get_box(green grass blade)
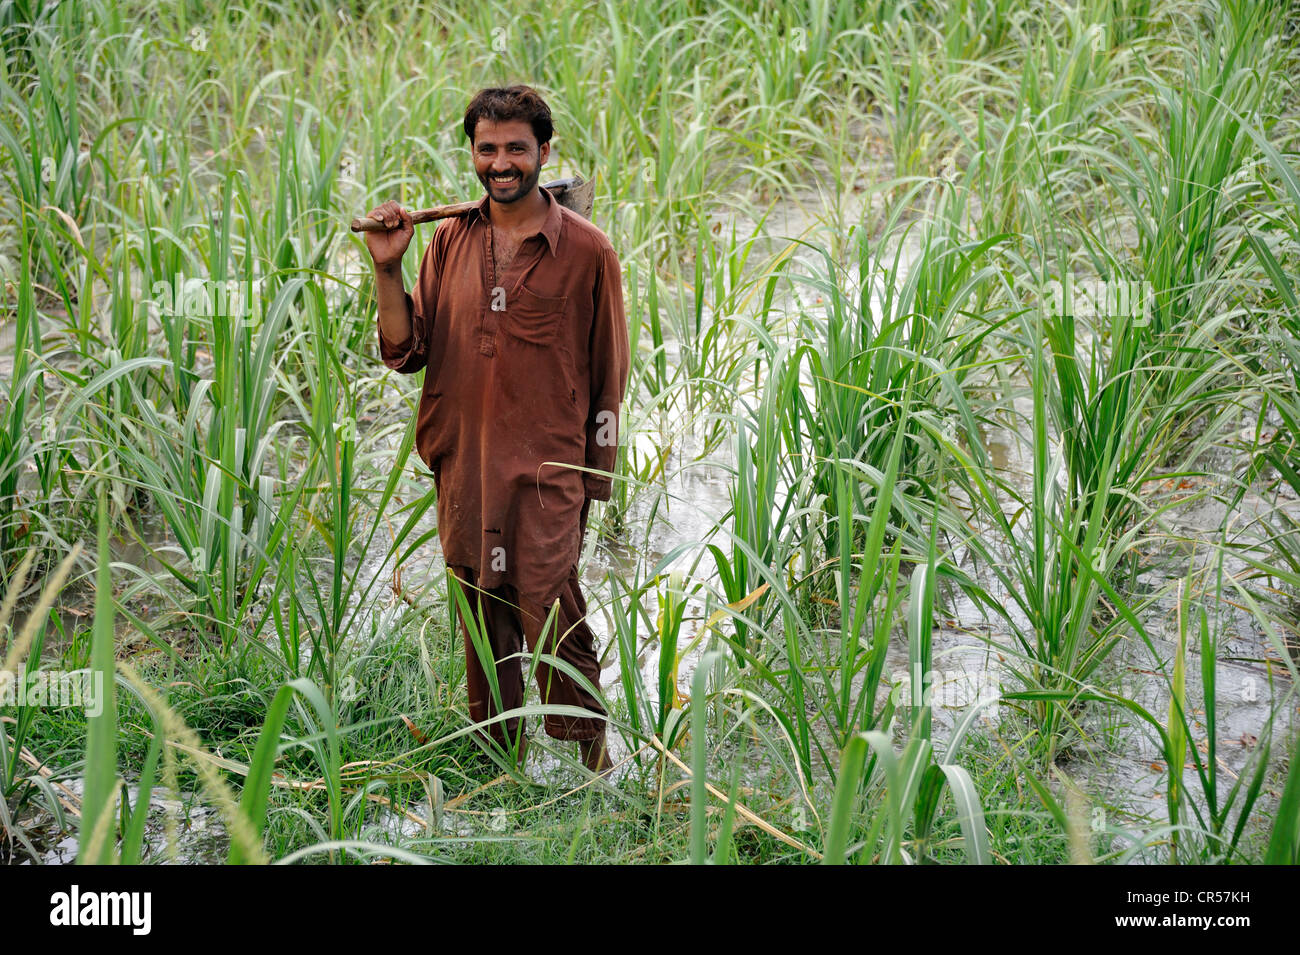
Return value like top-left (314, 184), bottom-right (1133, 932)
top-left (78, 484), bottom-right (118, 865)
top-left (939, 763), bottom-right (991, 865)
top-left (823, 732), bottom-right (870, 865)
top-left (228, 682), bottom-right (297, 864)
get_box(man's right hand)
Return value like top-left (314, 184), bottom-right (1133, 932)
top-left (363, 201), bottom-right (414, 268)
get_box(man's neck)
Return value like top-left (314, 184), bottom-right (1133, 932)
top-left (489, 187), bottom-right (547, 232)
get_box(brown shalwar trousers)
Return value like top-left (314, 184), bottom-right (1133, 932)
top-left (449, 504), bottom-right (607, 745)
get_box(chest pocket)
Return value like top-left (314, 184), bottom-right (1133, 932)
top-left (504, 285), bottom-right (567, 346)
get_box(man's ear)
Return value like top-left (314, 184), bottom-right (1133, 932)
top-left (539, 140), bottom-right (550, 167)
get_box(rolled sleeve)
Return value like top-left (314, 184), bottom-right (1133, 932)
top-left (583, 243), bottom-right (630, 501)
top-left (377, 237), bottom-right (439, 375)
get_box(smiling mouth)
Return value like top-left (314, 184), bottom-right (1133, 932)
top-left (489, 173), bottom-right (520, 184)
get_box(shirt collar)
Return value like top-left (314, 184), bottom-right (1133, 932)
top-left (467, 183), bottom-right (563, 257)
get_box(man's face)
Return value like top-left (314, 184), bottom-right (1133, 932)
top-left (472, 118), bottom-right (549, 205)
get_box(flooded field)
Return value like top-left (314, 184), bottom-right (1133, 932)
top-left (2, 0), bottom-right (1299, 868)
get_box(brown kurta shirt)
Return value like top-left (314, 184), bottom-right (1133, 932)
top-left (377, 186), bottom-right (630, 607)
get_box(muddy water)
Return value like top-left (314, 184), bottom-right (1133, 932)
top-left (34, 778), bottom-right (228, 865)
top-left (1068, 477), bottom-right (1300, 855)
top-left (0, 312), bottom-right (15, 380)
top-left (933, 421), bottom-right (1298, 856)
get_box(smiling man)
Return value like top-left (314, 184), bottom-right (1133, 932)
top-left (364, 86), bottom-right (629, 773)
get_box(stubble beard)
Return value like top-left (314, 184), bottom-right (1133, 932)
top-left (480, 163), bottom-right (541, 205)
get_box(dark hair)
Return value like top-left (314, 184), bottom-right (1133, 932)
top-left (463, 86), bottom-right (553, 146)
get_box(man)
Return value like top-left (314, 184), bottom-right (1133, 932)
top-left (364, 86), bottom-right (629, 773)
